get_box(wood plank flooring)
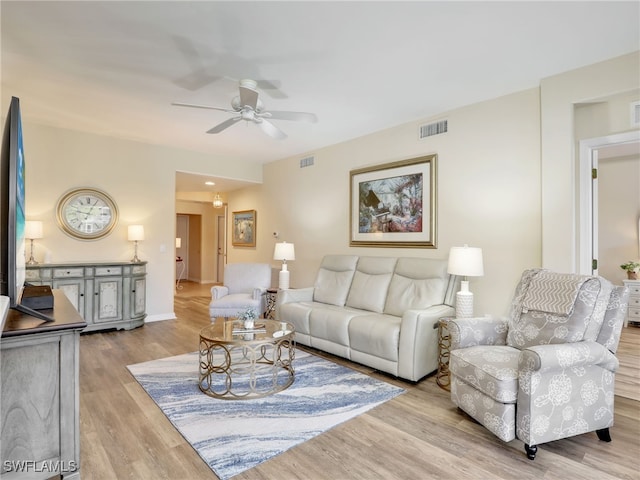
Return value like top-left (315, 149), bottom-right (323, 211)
top-left (79, 282), bottom-right (640, 479)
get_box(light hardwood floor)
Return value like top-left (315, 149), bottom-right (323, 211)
top-left (79, 282), bottom-right (640, 479)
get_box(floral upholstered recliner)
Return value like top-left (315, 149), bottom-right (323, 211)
top-left (448, 269), bottom-right (629, 460)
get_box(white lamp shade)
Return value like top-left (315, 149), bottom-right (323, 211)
top-left (25, 221), bottom-right (43, 239)
top-left (447, 245), bottom-right (484, 277)
top-left (273, 242), bottom-right (295, 261)
top-left (128, 225), bottom-right (145, 242)
top-left (175, 237), bottom-right (182, 248)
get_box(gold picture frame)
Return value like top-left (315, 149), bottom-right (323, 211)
top-left (232, 210), bottom-right (257, 247)
top-left (350, 154), bottom-right (437, 248)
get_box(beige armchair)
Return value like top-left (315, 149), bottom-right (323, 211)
top-left (209, 263), bottom-right (272, 319)
top-left (448, 268), bottom-right (629, 460)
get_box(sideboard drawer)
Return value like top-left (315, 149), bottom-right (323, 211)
top-left (95, 266), bottom-right (123, 276)
top-left (25, 269), bottom-right (40, 282)
top-left (627, 308), bottom-right (640, 319)
top-left (132, 265), bottom-right (146, 275)
top-left (630, 296), bottom-right (640, 308)
top-left (628, 285), bottom-right (640, 296)
top-left (53, 268), bottom-right (84, 278)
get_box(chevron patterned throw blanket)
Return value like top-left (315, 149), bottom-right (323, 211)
top-left (522, 270), bottom-right (591, 316)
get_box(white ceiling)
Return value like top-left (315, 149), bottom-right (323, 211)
top-left (2, 1), bottom-right (639, 193)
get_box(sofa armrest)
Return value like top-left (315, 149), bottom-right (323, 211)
top-left (275, 287), bottom-right (314, 322)
top-left (277, 287), bottom-right (314, 305)
top-left (211, 285), bottom-right (229, 300)
top-left (397, 304), bottom-right (456, 381)
top-left (448, 316), bottom-right (508, 350)
top-left (519, 341), bottom-right (619, 374)
top-left (252, 287), bottom-right (267, 300)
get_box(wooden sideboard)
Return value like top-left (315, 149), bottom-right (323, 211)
top-left (26, 261), bottom-right (146, 332)
top-left (1, 290), bottom-right (86, 479)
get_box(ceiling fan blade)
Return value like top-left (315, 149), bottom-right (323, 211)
top-left (255, 80), bottom-right (288, 99)
top-left (172, 102), bottom-right (234, 113)
top-left (266, 111), bottom-right (318, 123)
top-left (207, 117), bottom-right (242, 134)
top-left (239, 86), bottom-right (259, 110)
top-left (258, 119), bottom-right (287, 140)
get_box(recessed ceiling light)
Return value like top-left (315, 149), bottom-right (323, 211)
top-left (205, 181), bottom-right (215, 186)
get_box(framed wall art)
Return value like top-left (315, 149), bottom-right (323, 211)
top-left (232, 210), bottom-right (257, 247)
top-left (350, 154), bottom-right (437, 248)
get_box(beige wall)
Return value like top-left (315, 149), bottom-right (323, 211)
top-left (21, 124), bottom-right (262, 320)
top-left (598, 154), bottom-right (640, 284)
top-left (541, 51), bottom-right (640, 272)
top-left (227, 88), bottom-right (542, 317)
top-left (17, 51), bottom-right (640, 321)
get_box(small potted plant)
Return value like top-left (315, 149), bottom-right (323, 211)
top-left (620, 261), bottom-right (640, 280)
top-left (238, 307), bottom-right (258, 329)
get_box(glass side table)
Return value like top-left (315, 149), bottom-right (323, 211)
top-left (436, 316), bottom-right (455, 391)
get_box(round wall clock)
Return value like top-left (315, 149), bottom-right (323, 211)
top-left (56, 188), bottom-right (119, 240)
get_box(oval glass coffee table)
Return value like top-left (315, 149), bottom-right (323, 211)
top-left (198, 319), bottom-right (296, 400)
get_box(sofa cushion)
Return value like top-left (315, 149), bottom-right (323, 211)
top-left (346, 256), bottom-right (397, 313)
top-left (279, 301), bottom-right (314, 335)
top-left (384, 257), bottom-right (447, 317)
top-left (309, 306), bottom-right (366, 347)
top-left (313, 255), bottom-right (359, 306)
top-left (209, 293), bottom-right (260, 318)
top-left (349, 313), bottom-right (401, 362)
top-left (449, 345), bottom-right (520, 403)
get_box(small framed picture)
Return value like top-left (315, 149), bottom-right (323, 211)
top-left (232, 210), bottom-right (257, 247)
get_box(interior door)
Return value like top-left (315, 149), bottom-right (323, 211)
top-left (217, 211), bottom-right (226, 283)
top-left (176, 214), bottom-right (189, 281)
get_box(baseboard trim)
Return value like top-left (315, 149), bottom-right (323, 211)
top-left (146, 313), bottom-right (177, 323)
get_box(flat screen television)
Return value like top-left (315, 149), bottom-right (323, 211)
top-left (1, 96), bottom-right (52, 322)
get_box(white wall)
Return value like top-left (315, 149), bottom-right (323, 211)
top-left (22, 123), bottom-right (262, 320)
top-left (227, 87), bottom-right (542, 317)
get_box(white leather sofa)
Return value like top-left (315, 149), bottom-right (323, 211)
top-left (275, 255), bottom-right (458, 381)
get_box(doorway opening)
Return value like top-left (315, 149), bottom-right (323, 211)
top-left (578, 130), bottom-right (640, 279)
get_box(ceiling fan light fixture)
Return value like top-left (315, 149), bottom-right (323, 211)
top-left (172, 78), bottom-right (315, 140)
top-left (212, 193), bottom-right (223, 209)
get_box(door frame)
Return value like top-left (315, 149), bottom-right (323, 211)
top-left (216, 204), bottom-right (228, 283)
top-left (578, 130), bottom-right (640, 274)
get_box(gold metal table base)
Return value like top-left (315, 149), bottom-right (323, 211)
top-left (436, 317), bottom-right (453, 391)
top-left (198, 320), bottom-right (295, 400)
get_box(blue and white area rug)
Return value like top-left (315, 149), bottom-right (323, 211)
top-left (127, 350), bottom-right (405, 480)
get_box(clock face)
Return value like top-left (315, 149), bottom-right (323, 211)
top-left (56, 188), bottom-right (118, 240)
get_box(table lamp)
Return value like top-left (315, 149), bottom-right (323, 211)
top-left (128, 225), bottom-right (145, 263)
top-left (274, 241), bottom-right (295, 289)
top-left (447, 244), bottom-right (484, 318)
top-left (25, 220), bottom-right (43, 265)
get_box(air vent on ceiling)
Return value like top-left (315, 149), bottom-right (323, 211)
top-left (419, 119), bottom-right (448, 139)
top-left (300, 156), bottom-right (315, 168)
top-left (631, 101), bottom-right (640, 127)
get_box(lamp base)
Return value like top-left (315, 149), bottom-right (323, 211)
top-left (278, 270), bottom-right (290, 290)
top-left (456, 280), bottom-right (474, 318)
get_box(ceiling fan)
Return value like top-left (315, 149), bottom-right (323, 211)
top-left (172, 79), bottom-right (317, 140)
